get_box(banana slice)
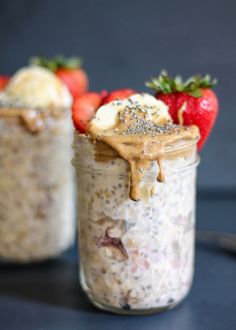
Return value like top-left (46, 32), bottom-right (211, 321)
top-left (90, 93), bottom-right (172, 132)
top-left (129, 94), bottom-right (171, 125)
top-left (5, 66), bottom-right (72, 109)
top-left (129, 93), bottom-right (157, 106)
top-left (90, 100), bottom-right (128, 130)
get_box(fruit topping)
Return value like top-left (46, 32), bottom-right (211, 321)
top-left (146, 71), bottom-right (219, 150)
top-left (3, 67), bottom-right (71, 109)
top-left (72, 92), bottom-right (103, 133)
top-left (0, 75), bottom-right (10, 90)
top-left (90, 93), bottom-right (172, 132)
top-left (102, 88), bottom-right (135, 105)
top-left (30, 55), bottom-right (88, 99)
top-left (96, 228), bottom-right (128, 262)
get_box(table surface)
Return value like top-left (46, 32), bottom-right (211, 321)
top-left (0, 198), bottom-right (236, 330)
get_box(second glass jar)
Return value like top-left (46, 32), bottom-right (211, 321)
top-left (0, 111), bottom-right (75, 262)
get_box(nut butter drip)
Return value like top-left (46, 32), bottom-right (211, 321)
top-left (0, 107), bottom-right (67, 133)
top-left (177, 102), bottom-right (186, 126)
top-left (157, 157), bottom-right (165, 182)
top-left (88, 104), bottom-right (199, 201)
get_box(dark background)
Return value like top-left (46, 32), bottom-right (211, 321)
top-left (0, 2), bottom-right (236, 328)
top-left (0, 0), bottom-right (235, 192)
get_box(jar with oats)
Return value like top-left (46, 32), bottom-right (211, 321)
top-left (0, 66), bottom-right (75, 262)
top-left (73, 127), bottom-right (199, 315)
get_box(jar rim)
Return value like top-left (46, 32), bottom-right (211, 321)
top-left (72, 155), bottom-right (200, 177)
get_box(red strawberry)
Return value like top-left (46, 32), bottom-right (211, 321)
top-left (102, 89), bottom-right (136, 105)
top-left (146, 72), bottom-right (219, 150)
top-left (72, 92), bottom-right (102, 133)
top-left (0, 75), bottom-right (10, 90)
top-left (156, 92), bottom-right (177, 118)
top-left (30, 55), bottom-right (88, 98)
top-left (56, 68), bottom-right (88, 99)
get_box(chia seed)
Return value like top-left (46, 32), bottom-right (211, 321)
top-left (121, 303), bottom-right (131, 310)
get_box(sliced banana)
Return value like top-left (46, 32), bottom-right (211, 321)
top-left (90, 93), bottom-right (172, 132)
top-left (129, 93), bottom-right (157, 106)
top-left (5, 66), bottom-right (72, 109)
top-left (129, 94), bottom-right (171, 125)
top-left (90, 100), bottom-right (128, 130)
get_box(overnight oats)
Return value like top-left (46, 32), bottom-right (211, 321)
top-left (73, 74), bottom-right (218, 314)
top-left (0, 65), bottom-right (76, 262)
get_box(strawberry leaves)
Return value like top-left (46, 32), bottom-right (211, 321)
top-left (29, 55), bottom-right (82, 72)
top-left (146, 71), bottom-right (217, 97)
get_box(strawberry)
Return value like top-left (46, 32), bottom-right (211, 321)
top-left (146, 71), bottom-right (219, 150)
top-left (30, 55), bottom-right (88, 99)
top-left (72, 92), bottom-right (102, 133)
top-left (72, 89), bottom-right (135, 133)
top-left (102, 88), bottom-right (136, 105)
top-left (56, 68), bottom-right (88, 99)
top-left (0, 75), bottom-right (10, 90)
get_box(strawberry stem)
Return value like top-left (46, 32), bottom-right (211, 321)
top-left (146, 70), bottom-right (217, 97)
top-left (29, 55), bottom-right (82, 72)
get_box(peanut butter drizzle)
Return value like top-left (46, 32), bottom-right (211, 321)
top-left (157, 157), bottom-right (165, 182)
top-left (89, 125), bottom-right (199, 201)
top-left (0, 106), bottom-right (66, 133)
top-left (177, 102), bottom-right (186, 126)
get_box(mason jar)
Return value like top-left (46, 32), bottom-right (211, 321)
top-left (0, 108), bottom-right (75, 262)
top-left (73, 133), bottom-right (199, 315)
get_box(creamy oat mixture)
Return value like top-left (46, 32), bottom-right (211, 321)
top-left (74, 136), bottom-right (197, 311)
top-left (0, 66), bottom-right (75, 262)
top-left (74, 94), bottom-right (199, 312)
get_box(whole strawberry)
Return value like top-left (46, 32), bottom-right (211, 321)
top-left (30, 55), bottom-right (88, 99)
top-left (146, 71), bottom-right (219, 150)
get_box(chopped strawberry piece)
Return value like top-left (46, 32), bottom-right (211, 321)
top-left (100, 89), bottom-right (109, 99)
top-left (96, 228), bottom-right (128, 260)
top-left (72, 92), bottom-right (102, 133)
top-left (56, 68), bottom-right (88, 99)
top-left (0, 75), bottom-right (10, 90)
top-left (102, 89), bottom-right (136, 105)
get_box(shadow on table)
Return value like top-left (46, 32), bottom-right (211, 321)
top-left (0, 252), bottom-right (98, 314)
top-left (0, 243), bottom-right (235, 321)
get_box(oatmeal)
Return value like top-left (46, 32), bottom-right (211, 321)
top-left (74, 135), bottom-right (198, 311)
top-left (73, 93), bottom-right (199, 313)
top-left (0, 66), bottom-right (75, 262)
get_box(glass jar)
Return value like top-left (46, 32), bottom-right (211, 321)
top-left (0, 111), bottom-right (75, 262)
top-left (73, 133), bottom-right (199, 315)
